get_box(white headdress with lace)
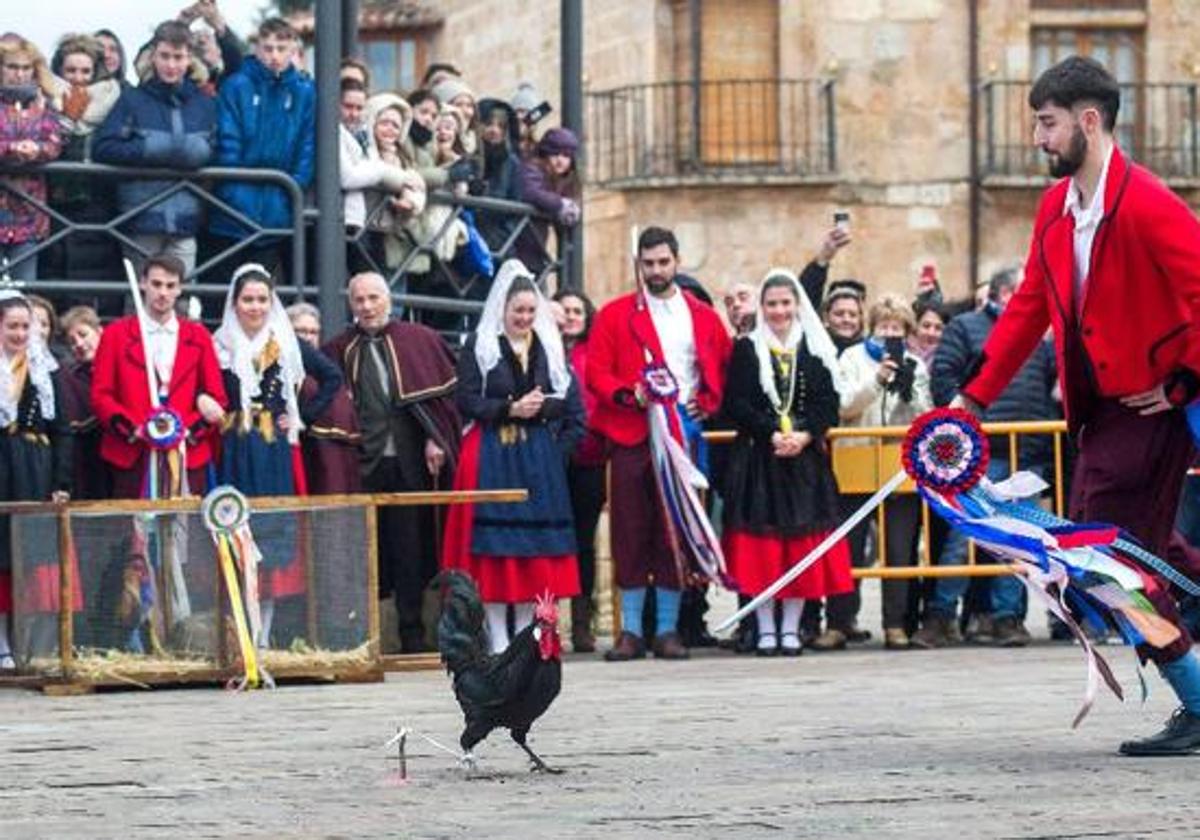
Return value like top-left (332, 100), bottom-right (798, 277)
top-left (212, 264), bottom-right (305, 444)
top-left (750, 268), bottom-right (842, 409)
top-left (0, 290), bottom-right (58, 427)
top-left (473, 259), bottom-right (571, 398)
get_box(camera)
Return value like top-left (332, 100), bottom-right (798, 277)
top-left (522, 101), bottom-right (552, 126)
top-left (833, 209), bottom-right (850, 233)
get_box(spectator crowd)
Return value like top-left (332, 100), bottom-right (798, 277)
top-left (9, 7), bottom-right (1178, 672)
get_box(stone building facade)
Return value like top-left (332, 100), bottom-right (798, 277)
top-left (332, 0), bottom-right (1200, 308)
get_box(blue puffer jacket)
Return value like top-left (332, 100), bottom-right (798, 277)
top-left (931, 303), bottom-right (1059, 469)
top-left (210, 57), bottom-right (315, 238)
top-left (92, 77), bottom-right (215, 236)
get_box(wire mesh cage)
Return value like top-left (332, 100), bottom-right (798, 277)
top-left (4, 498), bottom-right (379, 689)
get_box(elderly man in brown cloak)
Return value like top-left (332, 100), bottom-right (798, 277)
top-left (324, 272), bottom-right (461, 653)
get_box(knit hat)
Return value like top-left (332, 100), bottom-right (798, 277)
top-left (536, 127), bottom-right (578, 157)
top-left (510, 81), bottom-right (543, 113)
top-left (432, 77), bottom-right (475, 108)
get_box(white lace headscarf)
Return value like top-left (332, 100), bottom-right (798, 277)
top-left (212, 264), bottom-right (305, 444)
top-left (473, 259), bottom-right (571, 397)
top-left (750, 268), bottom-right (842, 408)
top-left (0, 290), bottom-right (58, 427)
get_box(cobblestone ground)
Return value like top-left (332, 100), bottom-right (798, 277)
top-left (2, 640), bottom-right (1198, 839)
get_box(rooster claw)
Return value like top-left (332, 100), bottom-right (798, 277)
top-left (529, 758), bottom-right (564, 775)
top-left (459, 752), bottom-right (479, 773)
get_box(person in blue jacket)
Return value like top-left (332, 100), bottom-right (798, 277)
top-left (92, 20), bottom-right (215, 275)
top-left (208, 17), bottom-right (314, 276)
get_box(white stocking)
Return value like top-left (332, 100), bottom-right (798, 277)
top-left (257, 599), bottom-right (276, 649)
top-left (513, 602), bottom-right (535, 634)
top-left (755, 602), bottom-right (777, 647)
top-left (781, 599), bottom-right (804, 650)
top-left (484, 603), bottom-right (509, 654)
top-left (0, 613), bottom-right (11, 655)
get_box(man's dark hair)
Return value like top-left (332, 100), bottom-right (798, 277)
top-left (152, 20), bottom-right (193, 51)
top-left (340, 56), bottom-right (369, 86)
top-left (258, 17), bottom-right (298, 41)
top-left (340, 77), bottom-right (366, 96)
top-left (1028, 55), bottom-right (1120, 132)
top-left (637, 226), bottom-right (678, 258)
top-left (407, 88), bottom-right (438, 109)
top-left (988, 266), bottom-right (1020, 302)
top-left (142, 253), bottom-right (187, 281)
top-left (913, 298), bottom-right (949, 325)
top-left (421, 62), bottom-right (461, 86)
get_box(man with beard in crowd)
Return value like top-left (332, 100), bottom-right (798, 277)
top-left (954, 56), bottom-right (1200, 756)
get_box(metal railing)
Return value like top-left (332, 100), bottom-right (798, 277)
top-left (585, 78), bottom-right (838, 186)
top-left (980, 79), bottom-right (1200, 181)
top-left (0, 161), bottom-right (307, 300)
top-left (0, 161), bottom-right (573, 328)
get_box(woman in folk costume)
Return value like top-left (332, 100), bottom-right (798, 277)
top-left (0, 291), bottom-right (75, 670)
top-left (720, 270), bottom-right (853, 656)
top-left (442, 259), bottom-right (585, 653)
top-left (213, 263), bottom-right (341, 647)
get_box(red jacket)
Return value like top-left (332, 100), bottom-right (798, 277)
top-left (587, 289), bottom-right (732, 447)
top-left (963, 146), bottom-right (1200, 424)
top-left (91, 315), bottom-right (228, 469)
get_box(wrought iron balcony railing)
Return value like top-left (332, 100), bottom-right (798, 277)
top-left (585, 78), bottom-right (838, 187)
top-left (980, 79), bottom-right (1200, 183)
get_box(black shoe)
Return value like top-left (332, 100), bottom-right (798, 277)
top-left (1118, 708), bottom-right (1200, 756)
top-left (845, 625), bottom-right (872, 644)
top-left (734, 627), bottom-right (758, 655)
top-left (755, 633), bottom-right (778, 657)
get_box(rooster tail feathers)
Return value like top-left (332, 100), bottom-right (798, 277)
top-left (434, 570), bottom-right (488, 673)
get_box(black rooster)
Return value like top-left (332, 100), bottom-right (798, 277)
top-left (436, 571), bottom-right (564, 773)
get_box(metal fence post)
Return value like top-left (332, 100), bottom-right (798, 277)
top-left (983, 81), bottom-right (994, 175)
top-left (315, 0), bottom-right (345, 334)
top-left (1190, 83), bottom-right (1198, 178)
top-left (824, 79), bottom-right (837, 173)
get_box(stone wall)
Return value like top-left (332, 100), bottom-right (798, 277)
top-left (418, 0), bottom-right (1200, 306)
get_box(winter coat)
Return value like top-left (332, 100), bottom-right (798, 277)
top-left (837, 340), bottom-right (932, 445)
top-left (92, 77), bottom-right (215, 235)
top-left (210, 57), bottom-right (315, 238)
top-left (931, 303), bottom-right (1058, 468)
top-left (0, 90), bottom-right (62, 245)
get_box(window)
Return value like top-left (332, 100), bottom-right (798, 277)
top-left (362, 35), bottom-right (427, 93)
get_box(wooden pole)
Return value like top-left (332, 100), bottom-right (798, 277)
top-left (57, 508), bottom-right (75, 680)
top-left (365, 504), bottom-right (380, 658)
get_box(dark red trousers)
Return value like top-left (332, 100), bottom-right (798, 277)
top-left (1068, 399), bottom-right (1195, 664)
top-left (609, 442), bottom-right (683, 590)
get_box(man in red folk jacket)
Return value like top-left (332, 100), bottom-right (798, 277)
top-left (587, 226), bottom-right (732, 662)
top-left (956, 57), bottom-right (1200, 756)
top-left (91, 254), bottom-right (227, 498)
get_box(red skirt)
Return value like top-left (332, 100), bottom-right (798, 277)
top-left (723, 528), bottom-right (853, 600)
top-left (260, 446), bottom-right (308, 600)
top-left (442, 425), bottom-right (580, 603)
top-left (0, 556), bottom-right (85, 614)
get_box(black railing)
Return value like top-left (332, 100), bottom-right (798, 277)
top-left (981, 80), bottom-right (1200, 181)
top-left (0, 161), bottom-right (572, 329)
top-left (585, 78), bottom-right (838, 186)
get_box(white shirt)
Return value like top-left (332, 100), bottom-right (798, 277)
top-left (1064, 143), bottom-right (1114, 301)
top-left (144, 315), bottom-right (179, 397)
top-left (646, 286), bottom-right (698, 403)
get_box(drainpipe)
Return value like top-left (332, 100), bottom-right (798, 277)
top-left (561, 0), bottom-right (584, 291)
top-left (315, 0), bottom-right (345, 334)
top-left (967, 0), bottom-right (981, 294)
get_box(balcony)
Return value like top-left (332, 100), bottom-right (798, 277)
top-left (585, 78), bottom-right (838, 188)
top-left (980, 79), bottom-right (1200, 187)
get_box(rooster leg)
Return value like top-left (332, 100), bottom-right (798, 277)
top-left (513, 731), bottom-right (563, 775)
top-left (459, 752), bottom-right (479, 773)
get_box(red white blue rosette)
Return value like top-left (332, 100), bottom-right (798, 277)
top-left (201, 485), bottom-right (250, 534)
top-left (901, 407), bottom-right (990, 494)
top-left (143, 405), bottom-right (186, 451)
top-left (641, 363), bottom-right (680, 405)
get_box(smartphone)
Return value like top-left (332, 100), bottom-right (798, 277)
top-left (833, 209), bottom-right (850, 233)
top-left (884, 336), bottom-right (906, 362)
top-left (522, 101), bottom-right (553, 126)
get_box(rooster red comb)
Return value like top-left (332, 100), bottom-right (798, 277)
top-left (534, 590), bottom-right (558, 624)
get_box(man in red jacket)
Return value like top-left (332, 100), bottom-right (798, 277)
top-left (955, 57), bottom-right (1200, 755)
top-left (92, 254), bottom-right (227, 497)
top-left (587, 227), bottom-right (732, 661)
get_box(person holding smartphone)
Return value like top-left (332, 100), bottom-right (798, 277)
top-left (834, 293), bottom-right (931, 650)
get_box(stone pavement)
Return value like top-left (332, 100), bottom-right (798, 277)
top-left (2, 641), bottom-right (1198, 840)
